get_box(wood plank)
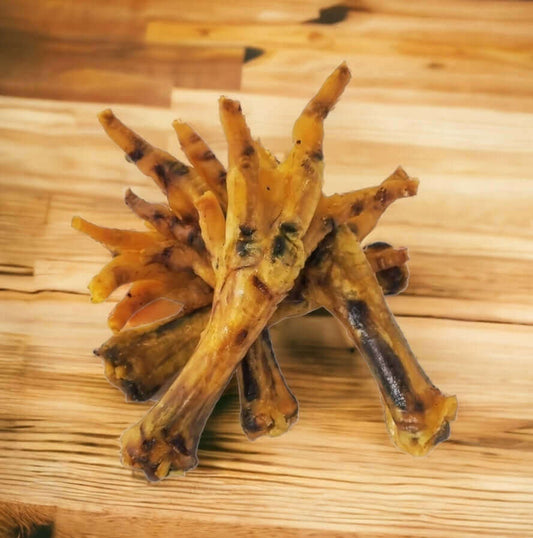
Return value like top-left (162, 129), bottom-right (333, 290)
top-left (0, 297), bottom-right (532, 537)
top-left (0, 27), bottom-right (243, 106)
top-left (1, 2), bottom-right (532, 534)
top-left (1, 92), bottom-right (532, 324)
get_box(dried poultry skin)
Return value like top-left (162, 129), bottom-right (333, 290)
top-left (95, 241), bottom-right (409, 404)
top-left (119, 64), bottom-right (352, 479)
top-left (74, 63), bottom-right (457, 479)
top-left (306, 226), bottom-right (457, 456)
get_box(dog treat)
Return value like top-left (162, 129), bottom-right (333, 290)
top-left (74, 63), bottom-right (456, 480)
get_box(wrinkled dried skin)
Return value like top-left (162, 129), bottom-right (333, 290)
top-left (120, 63), bottom-right (352, 480)
top-left (237, 329), bottom-right (298, 439)
top-left (108, 272), bottom-right (212, 333)
top-left (96, 241), bottom-right (408, 403)
top-left (173, 120), bottom-right (228, 210)
top-left (307, 226), bottom-right (457, 456)
top-left (304, 166), bottom-right (418, 254)
top-left (98, 109), bottom-right (208, 222)
top-left (96, 307), bottom-right (211, 402)
top-left (363, 242), bottom-right (410, 296)
top-left (71, 216), bottom-right (163, 255)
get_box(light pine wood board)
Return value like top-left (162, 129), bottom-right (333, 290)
top-left (1, 0), bottom-right (533, 536)
top-left (0, 296), bottom-right (532, 537)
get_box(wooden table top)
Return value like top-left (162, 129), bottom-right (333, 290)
top-left (1, 1), bottom-right (532, 536)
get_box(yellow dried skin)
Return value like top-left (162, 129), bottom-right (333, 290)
top-left (96, 241), bottom-right (408, 402)
top-left (237, 329), bottom-right (298, 439)
top-left (120, 64), bottom-right (352, 480)
top-left (71, 216), bottom-right (163, 255)
top-left (108, 272), bottom-right (212, 333)
top-left (173, 120), bottom-right (228, 210)
top-left (306, 226), bottom-right (457, 457)
top-left (98, 109), bottom-right (208, 221)
top-left (74, 62), bottom-right (456, 478)
top-left (88, 251), bottom-right (171, 303)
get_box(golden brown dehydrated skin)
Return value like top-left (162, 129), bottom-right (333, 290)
top-left (95, 241), bottom-right (408, 403)
top-left (71, 216), bottom-right (163, 255)
top-left (237, 329), bottom-right (298, 439)
top-left (75, 63), bottom-right (457, 477)
top-left (119, 64), bottom-right (352, 479)
top-left (95, 307), bottom-right (211, 402)
top-left (98, 109), bottom-right (208, 222)
top-left (173, 120), bottom-right (228, 211)
top-left (108, 272), bottom-right (212, 333)
top-left (88, 251), bottom-right (172, 304)
top-left (306, 226), bottom-right (457, 456)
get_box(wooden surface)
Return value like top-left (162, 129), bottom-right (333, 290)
top-left (1, 1), bottom-right (533, 536)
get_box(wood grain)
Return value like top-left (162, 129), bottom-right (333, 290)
top-left (1, 0), bottom-right (532, 536)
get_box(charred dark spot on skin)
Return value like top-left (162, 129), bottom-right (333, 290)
top-left (413, 399), bottom-right (425, 413)
top-left (126, 148), bottom-right (144, 163)
top-left (252, 275), bottom-right (272, 297)
top-left (153, 163), bottom-right (166, 184)
top-left (377, 266), bottom-right (408, 296)
top-left (301, 157), bottom-right (315, 176)
top-left (322, 216), bottom-right (335, 233)
top-left (241, 355), bottom-right (260, 401)
top-left (239, 225), bottom-right (255, 236)
top-left (142, 436), bottom-right (157, 450)
top-left (310, 148), bottom-right (323, 161)
top-left (188, 132), bottom-right (201, 144)
top-left (350, 200), bottom-right (364, 216)
top-left (272, 234), bottom-right (286, 258)
top-left (365, 241), bottom-right (392, 252)
top-left (170, 434), bottom-right (192, 456)
top-left (201, 150), bottom-right (216, 161)
top-left (346, 300), bottom-right (411, 410)
top-left (242, 145), bottom-right (255, 157)
top-left (152, 211), bottom-right (165, 221)
top-left (241, 407), bottom-right (263, 433)
top-left (374, 187), bottom-right (389, 206)
top-left (236, 239), bottom-right (252, 257)
top-left (280, 221), bottom-right (298, 234)
top-left (222, 99), bottom-right (241, 114)
top-left (160, 246), bottom-right (174, 261)
top-left (308, 100), bottom-right (330, 119)
top-left (169, 161), bottom-right (190, 177)
top-left (122, 379), bottom-right (148, 402)
top-left (235, 329), bottom-right (249, 345)
top-left (432, 421), bottom-right (451, 446)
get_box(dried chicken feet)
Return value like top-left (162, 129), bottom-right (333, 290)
top-left (119, 63), bottom-right (351, 479)
top-left (307, 226), bottom-right (457, 456)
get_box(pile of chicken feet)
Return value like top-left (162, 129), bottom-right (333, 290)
top-left (73, 63), bottom-right (457, 481)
